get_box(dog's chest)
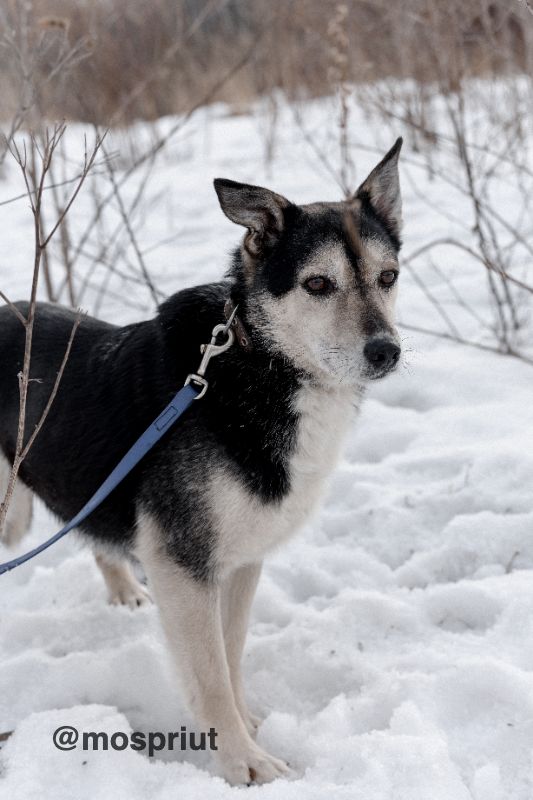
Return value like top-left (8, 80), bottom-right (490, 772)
top-left (209, 385), bottom-right (358, 571)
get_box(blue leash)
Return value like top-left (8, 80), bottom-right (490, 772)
top-left (0, 318), bottom-right (235, 576)
top-left (0, 384), bottom-right (198, 575)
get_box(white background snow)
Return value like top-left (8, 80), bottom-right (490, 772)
top-left (1, 95), bottom-right (533, 799)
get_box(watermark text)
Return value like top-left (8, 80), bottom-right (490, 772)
top-left (53, 725), bottom-right (218, 756)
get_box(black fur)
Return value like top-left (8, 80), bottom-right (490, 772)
top-left (228, 200), bottom-right (400, 301)
top-left (0, 153), bottom-right (401, 582)
top-left (0, 285), bottom-right (299, 581)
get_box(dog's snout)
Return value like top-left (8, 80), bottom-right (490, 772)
top-left (364, 338), bottom-right (401, 372)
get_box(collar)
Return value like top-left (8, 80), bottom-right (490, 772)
top-left (224, 299), bottom-right (253, 352)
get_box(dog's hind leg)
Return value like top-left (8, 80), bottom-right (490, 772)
top-left (0, 454), bottom-right (33, 548)
top-left (94, 550), bottom-right (151, 609)
top-left (136, 516), bottom-right (289, 785)
top-left (221, 562), bottom-right (262, 739)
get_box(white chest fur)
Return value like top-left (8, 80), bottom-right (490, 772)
top-left (208, 384), bottom-right (359, 573)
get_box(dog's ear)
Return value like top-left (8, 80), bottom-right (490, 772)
top-left (354, 137), bottom-right (403, 238)
top-left (214, 178), bottom-right (291, 256)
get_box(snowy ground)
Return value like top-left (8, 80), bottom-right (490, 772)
top-left (1, 95), bottom-right (533, 799)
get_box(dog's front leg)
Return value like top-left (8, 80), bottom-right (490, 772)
top-left (221, 562), bottom-right (262, 738)
top-left (137, 522), bottom-right (288, 785)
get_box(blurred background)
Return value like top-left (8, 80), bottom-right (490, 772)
top-left (1, 0), bottom-right (531, 124)
top-left (1, 0), bottom-right (532, 361)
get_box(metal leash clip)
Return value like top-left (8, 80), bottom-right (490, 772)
top-left (184, 306), bottom-right (238, 399)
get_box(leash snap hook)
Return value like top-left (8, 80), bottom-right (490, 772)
top-left (185, 323), bottom-right (235, 399)
top-left (0, 312), bottom-right (236, 575)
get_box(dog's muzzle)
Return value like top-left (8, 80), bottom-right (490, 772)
top-left (363, 336), bottom-right (401, 378)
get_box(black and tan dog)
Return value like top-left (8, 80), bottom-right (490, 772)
top-left (0, 138), bottom-right (403, 784)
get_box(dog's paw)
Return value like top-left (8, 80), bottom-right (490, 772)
top-left (220, 743), bottom-right (290, 785)
top-left (109, 581), bottom-right (152, 609)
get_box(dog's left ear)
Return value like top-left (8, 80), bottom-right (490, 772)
top-left (354, 137), bottom-right (403, 238)
top-left (214, 178), bottom-right (291, 256)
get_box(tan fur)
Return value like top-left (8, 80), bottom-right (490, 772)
top-left (0, 453), bottom-right (33, 548)
top-left (94, 551), bottom-right (151, 608)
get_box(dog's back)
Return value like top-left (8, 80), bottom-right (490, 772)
top-left (0, 302), bottom-right (114, 442)
top-left (0, 283), bottom-right (238, 555)
top-left (0, 301), bottom-right (151, 549)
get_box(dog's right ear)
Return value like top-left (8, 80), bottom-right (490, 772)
top-left (214, 178), bottom-right (291, 257)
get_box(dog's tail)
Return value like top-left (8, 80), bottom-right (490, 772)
top-left (0, 452), bottom-right (34, 548)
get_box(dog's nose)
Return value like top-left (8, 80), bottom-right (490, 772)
top-left (364, 338), bottom-right (401, 371)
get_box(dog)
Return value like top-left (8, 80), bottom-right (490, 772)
top-left (0, 138), bottom-right (403, 784)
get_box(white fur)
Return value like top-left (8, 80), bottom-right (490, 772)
top-left (135, 518), bottom-right (288, 785)
top-left (209, 382), bottom-right (360, 573)
top-left (133, 382), bottom-right (361, 784)
top-left (250, 240), bottom-right (400, 389)
top-left (220, 561), bottom-right (263, 738)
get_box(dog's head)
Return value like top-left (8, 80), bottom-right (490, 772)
top-left (215, 138), bottom-right (403, 388)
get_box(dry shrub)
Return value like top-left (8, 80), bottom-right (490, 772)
top-left (1, 0), bottom-right (532, 126)
top-left (1, 0), bottom-right (532, 362)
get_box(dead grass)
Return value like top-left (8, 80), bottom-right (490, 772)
top-left (0, 0), bottom-right (532, 126)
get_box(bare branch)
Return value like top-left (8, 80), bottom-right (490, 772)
top-left (0, 127), bottom-right (103, 536)
top-left (101, 141), bottom-right (160, 308)
top-left (0, 292), bottom-right (26, 326)
top-left (20, 313), bottom-right (82, 461)
top-left (399, 323), bottom-right (533, 366)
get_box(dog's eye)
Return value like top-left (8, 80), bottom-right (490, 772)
top-left (304, 276), bottom-right (334, 295)
top-left (379, 270), bottom-right (398, 288)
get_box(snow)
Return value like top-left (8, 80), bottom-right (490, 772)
top-left (1, 95), bottom-right (533, 798)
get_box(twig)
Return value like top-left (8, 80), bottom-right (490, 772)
top-left (20, 313), bottom-right (82, 461)
top-left (0, 291), bottom-right (26, 326)
top-left (101, 142), bottom-right (159, 308)
top-left (68, 35), bottom-right (263, 275)
top-left (404, 238), bottom-right (533, 295)
top-left (399, 322), bottom-right (533, 366)
top-left (0, 127), bottom-right (103, 536)
top-left (0, 168), bottom-right (109, 209)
